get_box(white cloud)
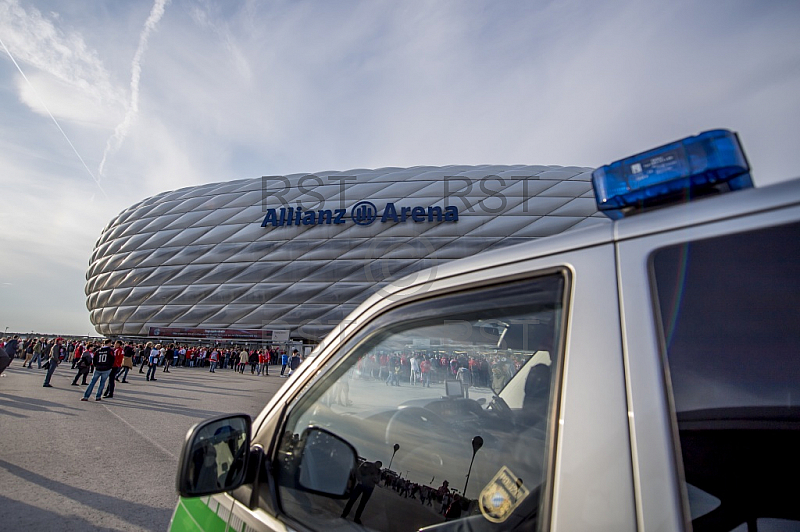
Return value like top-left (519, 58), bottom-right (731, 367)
top-left (16, 70), bottom-right (123, 127)
top-left (98, 0), bottom-right (169, 178)
top-left (0, 0), bottom-right (126, 120)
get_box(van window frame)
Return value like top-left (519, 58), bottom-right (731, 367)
top-left (264, 268), bottom-right (572, 532)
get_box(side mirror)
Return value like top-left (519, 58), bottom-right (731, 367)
top-left (176, 413), bottom-right (252, 497)
top-left (296, 426), bottom-right (358, 498)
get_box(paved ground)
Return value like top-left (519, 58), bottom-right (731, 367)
top-left (0, 360), bottom-right (287, 531)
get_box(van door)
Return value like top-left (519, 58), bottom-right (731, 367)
top-left (618, 210), bottom-right (800, 531)
top-left (241, 242), bottom-right (635, 531)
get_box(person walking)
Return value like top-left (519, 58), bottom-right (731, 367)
top-left (42, 337), bottom-right (63, 387)
top-left (238, 348), bottom-right (248, 374)
top-left (209, 349), bottom-right (218, 373)
top-left (248, 350), bottom-right (259, 375)
top-left (138, 343), bottom-right (150, 373)
top-left (71, 344), bottom-right (93, 386)
top-left (410, 355), bottom-right (421, 386)
top-left (288, 349), bottom-right (302, 376)
top-left (22, 338), bottom-right (34, 368)
top-left (71, 341), bottom-right (84, 369)
top-left (103, 341), bottom-right (124, 398)
top-left (146, 343), bottom-right (159, 381)
top-left (82, 340), bottom-right (114, 401)
top-left (117, 341), bottom-right (134, 382)
top-left (420, 356), bottom-right (431, 388)
top-left (340, 460), bottom-right (383, 524)
top-left (163, 344), bottom-right (174, 372)
top-left (280, 351), bottom-right (289, 377)
top-left (28, 339), bottom-right (44, 369)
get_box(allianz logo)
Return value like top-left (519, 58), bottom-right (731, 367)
top-left (261, 202), bottom-right (459, 227)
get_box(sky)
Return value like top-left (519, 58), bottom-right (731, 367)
top-left (1, 0), bottom-right (799, 336)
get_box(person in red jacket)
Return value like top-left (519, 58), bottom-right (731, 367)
top-left (71, 342), bottom-right (84, 369)
top-left (103, 340), bottom-right (124, 398)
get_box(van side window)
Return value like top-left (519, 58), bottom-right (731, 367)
top-left (272, 274), bottom-right (567, 531)
top-left (652, 222), bottom-right (800, 531)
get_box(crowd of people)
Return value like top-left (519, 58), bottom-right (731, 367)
top-left (0, 335), bottom-right (305, 400)
top-left (1, 334), bottom-right (532, 407)
top-left (342, 464), bottom-right (469, 524)
top-left (356, 351), bottom-right (528, 393)
top-left (1, 335), bottom-right (530, 407)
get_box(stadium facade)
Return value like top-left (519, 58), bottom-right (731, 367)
top-left (86, 165), bottom-right (608, 342)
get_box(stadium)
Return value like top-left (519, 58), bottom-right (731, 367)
top-left (85, 165), bottom-right (608, 343)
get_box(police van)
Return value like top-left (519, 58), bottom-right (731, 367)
top-left (170, 130), bottom-right (800, 532)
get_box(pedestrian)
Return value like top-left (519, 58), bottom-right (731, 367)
top-left (410, 354), bottom-right (420, 386)
top-left (238, 348), bottom-right (248, 374)
top-left (209, 349), bottom-right (218, 373)
top-left (82, 339), bottom-right (114, 401)
top-left (289, 349), bottom-right (302, 376)
top-left (118, 341), bottom-right (135, 383)
top-left (163, 344), bottom-right (174, 372)
top-left (138, 343), bottom-right (150, 373)
top-left (146, 343), bottom-right (159, 381)
top-left (29, 339), bottom-right (44, 369)
top-left (249, 350), bottom-right (259, 374)
top-left (385, 356), bottom-right (400, 386)
top-left (42, 337), bottom-right (63, 387)
top-left (341, 460), bottom-right (383, 524)
top-left (420, 356), bottom-right (431, 388)
top-left (71, 343), bottom-right (93, 385)
top-left (103, 341), bottom-right (124, 398)
top-left (457, 366), bottom-right (472, 399)
top-left (22, 338), bottom-right (34, 368)
top-left (71, 341), bottom-right (84, 369)
top-left (280, 351), bottom-right (289, 376)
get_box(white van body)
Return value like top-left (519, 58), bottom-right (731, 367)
top-left (172, 175), bottom-right (800, 532)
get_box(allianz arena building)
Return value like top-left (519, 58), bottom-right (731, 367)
top-left (86, 165), bottom-right (609, 343)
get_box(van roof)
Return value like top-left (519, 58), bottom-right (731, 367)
top-left (386, 176), bottom-right (800, 295)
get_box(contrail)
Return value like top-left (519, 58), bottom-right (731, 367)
top-left (0, 35), bottom-right (108, 198)
top-left (98, 0), bottom-right (170, 179)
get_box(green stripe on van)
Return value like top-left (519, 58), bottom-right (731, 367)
top-left (170, 497), bottom-right (228, 532)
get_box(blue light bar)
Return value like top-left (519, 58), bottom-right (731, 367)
top-left (592, 129), bottom-right (752, 220)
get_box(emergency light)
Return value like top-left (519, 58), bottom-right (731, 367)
top-left (592, 129), bottom-right (752, 219)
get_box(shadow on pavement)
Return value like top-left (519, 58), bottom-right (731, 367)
top-left (0, 460), bottom-right (172, 532)
top-left (0, 494), bottom-right (123, 532)
top-left (0, 393), bottom-right (79, 417)
top-left (100, 393), bottom-right (228, 419)
top-left (0, 403), bottom-right (28, 418)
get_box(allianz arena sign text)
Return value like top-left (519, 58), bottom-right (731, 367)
top-left (261, 202), bottom-right (459, 228)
